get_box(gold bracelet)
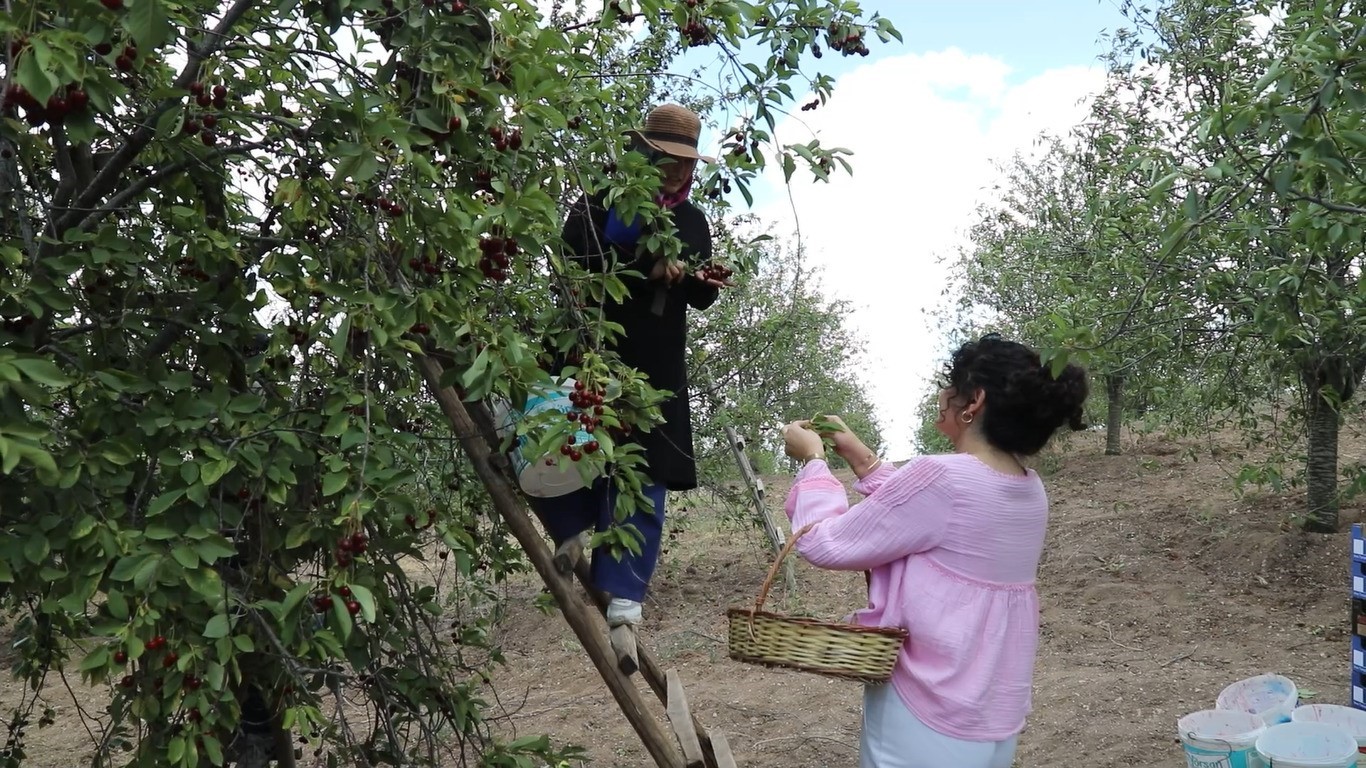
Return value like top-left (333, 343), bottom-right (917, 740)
top-left (856, 457), bottom-right (883, 475)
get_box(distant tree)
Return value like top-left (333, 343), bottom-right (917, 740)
top-left (688, 224), bottom-right (883, 479)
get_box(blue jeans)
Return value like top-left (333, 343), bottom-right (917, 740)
top-left (530, 477), bottom-right (667, 603)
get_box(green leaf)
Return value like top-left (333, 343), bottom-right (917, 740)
top-left (171, 544), bottom-right (200, 569)
top-left (203, 614), bottom-right (231, 639)
top-left (126, 0), bottom-right (172, 49)
top-left (110, 554), bottom-right (150, 582)
top-left (200, 458), bottom-right (234, 486)
top-left (15, 48), bottom-right (58, 104)
top-left (144, 522), bottom-right (177, 540)
top-left (168, 736), bottom-right (185, 766)
top-left (349, 583), bottom-right (377, 623)
top-left (202, 735), bottom-right (223, 767)
top-left (331, 593), bottom-right (353, 641)
top-left (23, 535), bottom-right (49, 565)
top-left (133, 555), bottom-right (162, 590)
top-left (285, 524), bottom-right (312, 549)
top-left (78, 646), bottom-right (110, 672)
top-left (206, 661), bottom-right (225, 692)
top-left (461, 346), bottom-right (491, 390)
top-left (321, 470), bottom-right (349, 497)
top-left (147, 488), bottom-right (184, 517)
top-left (106, 589), bottom-right (129, 620)
top-left (232, 634), bottom-right (254, 652)
top-left (10, 356), bottom-right (71, 387)
top-left (192, 536), bottom-right (238, 564)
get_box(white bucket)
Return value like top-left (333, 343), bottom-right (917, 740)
top-left (1219, 674), bottom-right (1301, 726)
top-left (1256, 721), bottom-right (1358, 768)
top-left (491, 378), bottom-right (600, 498)
top-left (1292, 706), bottom-right (1366, 767)
top-left (1178, 709), bottom-right (1267, 768)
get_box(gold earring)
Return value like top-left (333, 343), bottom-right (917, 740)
top-left (960, 409), bottom-right (974, 425)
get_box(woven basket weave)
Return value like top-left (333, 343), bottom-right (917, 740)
top-left (727, 523), bottom-right (907, 683)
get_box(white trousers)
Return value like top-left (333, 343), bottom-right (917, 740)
top-left (859, 684), bottom-right (1019, 768)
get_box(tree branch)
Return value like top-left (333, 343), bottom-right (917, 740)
top-left (73, 139), bottom-right (272, 233)
top-left (51, 0), bottom-right (259, 238)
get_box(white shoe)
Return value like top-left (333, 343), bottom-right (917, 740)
top-left (606, 597), bottom-right (642, 627)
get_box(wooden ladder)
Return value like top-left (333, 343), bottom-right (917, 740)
top-left (417, 357), bottom-right (738, 767)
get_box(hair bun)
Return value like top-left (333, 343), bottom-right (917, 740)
top-left (1044, 362), bottom-right (1089, 432)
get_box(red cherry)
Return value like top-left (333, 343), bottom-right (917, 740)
top-left (122, 45), bottom-right (137, 60)
top-left (114, 55), bottom-right (133, 72)
top-left (314, 595), bottom-right (334, 611)
top-left (212, 84), bottom-right (227, 99)
top-left (569, 449), bottom-right (582, 462)
top-left (120, 675), bottom-right (135, 688)
top-left (201, 113), bottom-right (218, 129)
top-left (163, 652), bottom-right (179, 668)
top-left (201, 131), bottom-right (217, 146)
top-left (448, 116), bottom-right (462, 131)
top-left (184, 675), bottom-right (201, 690)
top-left (100, 0), bottom-right (124, 9)
top-left (345, 600), bottom-right (361, 615)
top-left (113, 650), bottom-right (128, 665)
top-left (189, 81), bottom-right (205, 95)
top-left (67, 89), bottom-right (89, 111)
top-left (94, 42), bottom-right (114, 56)
top-left (584, 440), bottom-right (600, 454)
top-left (338, 586), bottom-right (352, 598)
top-left (559, 444), bottom-right (572, 456)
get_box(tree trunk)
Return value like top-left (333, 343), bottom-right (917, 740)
top-left (1304, 380), bottom-right (1341, 533)
top-left (1104, 374), bottom-right (1124, 456)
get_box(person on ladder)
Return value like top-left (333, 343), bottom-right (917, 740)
top-left (533, 103), bottom-right (728, 664)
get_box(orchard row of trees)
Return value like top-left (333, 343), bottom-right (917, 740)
top-left (937, 0), bottom-right (1366, 532)
top-left (0, 0), bottom-right (889, 765)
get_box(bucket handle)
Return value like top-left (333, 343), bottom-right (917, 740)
top-left (745, 523), bottom-right (814, 638)
top-left (1181, 731), bottom-right (1236, 757)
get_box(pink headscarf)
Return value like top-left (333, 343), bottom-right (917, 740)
top-left (656, 177), bottom-right (693, 210)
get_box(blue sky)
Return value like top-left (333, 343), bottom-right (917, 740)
top-left (707, 1), bottom-right (1134, 457)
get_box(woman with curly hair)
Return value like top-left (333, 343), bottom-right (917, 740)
top-left (780, 334), bottom-right (1090, 768)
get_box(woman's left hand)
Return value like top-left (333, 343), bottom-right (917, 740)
top-left (782, 421), bottom-right (825, 462)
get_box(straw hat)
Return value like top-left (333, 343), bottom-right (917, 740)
top-left (625, 103), bottom-right (715, 164)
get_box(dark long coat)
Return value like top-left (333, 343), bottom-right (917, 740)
top-left (561, 191), bottom-right (718, 491)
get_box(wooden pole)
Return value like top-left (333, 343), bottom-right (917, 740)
top-left (414, 357), bottom-right (685, 768)
top-left (723, 426), bottom-right (795, 594)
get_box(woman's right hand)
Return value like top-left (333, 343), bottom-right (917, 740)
top-left (819, 415), bottom-right (881, 475)
top-left (818, 415), bottom-right (860, 455)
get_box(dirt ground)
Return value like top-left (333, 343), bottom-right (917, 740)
top-left (4, 427), bottom-right (1365, 766)
top-left (488, 428), bottom-right (1366, 767)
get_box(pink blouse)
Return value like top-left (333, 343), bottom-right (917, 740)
top-left (784, 453), bottom-right (1049, 741)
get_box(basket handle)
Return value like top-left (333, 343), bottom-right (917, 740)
top-left (750, 522), bottom-right (814, 617)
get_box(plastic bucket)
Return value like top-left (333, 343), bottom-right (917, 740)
top-left (1292, 706), bottom-right (1366, 767)
top-left (1219, 675), bottom-right (1301, 726)
top-left (1256, 721), bottom-right (1358, 767)
top-left (491, 378), bottom-right (600, 498)
top-left (1178, 709), bottom-right (1267, 768)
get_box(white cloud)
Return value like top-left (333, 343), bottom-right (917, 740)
top-left (749, 48), bottom-right (1105, 459)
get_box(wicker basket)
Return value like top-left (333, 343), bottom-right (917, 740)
top-left (727, 523), bottom-right (908, 683)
